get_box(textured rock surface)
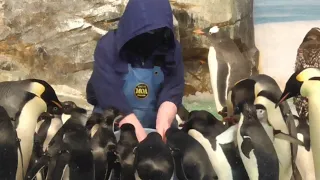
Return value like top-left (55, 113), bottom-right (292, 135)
top-left (0, 0), bottom-right (259, 103)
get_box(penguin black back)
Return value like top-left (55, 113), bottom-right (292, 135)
top-left (91, 108), bottom-right (118, 180)
top-left (182, 110), bottom-right (248, 180)
top-left (166, 127), bottom-right (217, 180)
top-left (116, 123), bottom-right (139, 180)
top-left (134, 132), bottom-right (174, 180)
top-left (60, 105), bottom-right (94, 180)
top-left (239, 103), bottom-right (279, 180)
top-left (0, 105), bottom-right (19, 180)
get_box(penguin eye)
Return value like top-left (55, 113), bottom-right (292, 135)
top-left (53, 107), bottom-right (58, 111)
top-left (234, 106), bottom-right (241, 114)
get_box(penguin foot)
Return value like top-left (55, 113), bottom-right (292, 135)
top-left (223, 116), bottom-right (238, 125)
top-left (16, 137), bottom-right (21, 142)
top-left (58, 149), bottom-right (70, 155)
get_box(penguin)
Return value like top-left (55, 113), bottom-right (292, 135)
top-left (134, 132), bottom-right (174, 180)
top-left (293, 28), bottom-right (320, 164)
top-left (276, 67), bottom-right (320, 179)
top-left (230, 83), bottom-right (279, 180)
top-left (52, 104), bottom-right (94, 180)
top-left (175, 104), bottom-right (189, 128)
top-left (292, 114), bottom-right (315, 180)
top-left (230, 79), bottom-right (304, 180)
top-left (193, 26), bottom-right (251, 119)
top-left (0, 78), bottom-right (62, 180)
top-left (244, 74), bottom-right (299, 180)
top-left (26, 106), bottom-right (64, 180)
top-left (30, 101), bottom-right (87, 180)
top-left (116, 123), bottom-right (139, 180)
top-left (0, 105), bottom-right (23, 180)
top-left (165, 127), bottom-right (217, 180)
top-left (181, 110), bottom-right (248, 180)
top-left (91, 108), bottom-right (119, 180)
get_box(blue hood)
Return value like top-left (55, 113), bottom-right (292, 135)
top-left (87, 0), bottom-right (184, 116)
top-left (115, 0), bottom-right (174, 53)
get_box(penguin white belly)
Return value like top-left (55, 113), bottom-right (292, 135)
top-left (255, 96), bottom-right (292, 180)
top-left (16, 97), bottom-right (47, 180)
top-left (208, 46), bottom-right (223, 112)
top-left (188, 129), bottom-right (233, 180)
top-left (306, 93), bottom-right (320, 179)
top-left (295, 133), bottom-right (315, 180)
top-left (35, 172), bottom-right (42, 180)
top-left (237, 117), bottom-right (259, 180)
top-left (175, 114), bottom-right (184, 129)
top-left (42, 117), bottom-right (62, 152)
top-left (62, 165), bottom-right (70, 180)
top-left (91, 124), bottom-right (99, 138)
top-left (35, 119), bottom-right (44, 134)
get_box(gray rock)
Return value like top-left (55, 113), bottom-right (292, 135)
top-left (0, 0), bottom-right (258, 100)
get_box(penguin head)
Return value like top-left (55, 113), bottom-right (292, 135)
top-left (302, 27), bottom-right (320, 43)
top-left (193, 26), bottom-right (220, 35)
top-left (229, 78), bottom-right (256, 116)
top-left (182, 110), bottom-right (218, 132)
top-left (62, 101), bottom-right (78, 114)
top-left (27, 79), bottom-right (62, 112)
top-left (276, 67), bottom-right (320, 108)
top-left (120, 123), bottom-right (135, 132)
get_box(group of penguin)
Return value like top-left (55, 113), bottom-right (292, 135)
top-left (1, 68), bottom-right (319, 180)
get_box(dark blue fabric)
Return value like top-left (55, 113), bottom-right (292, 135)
top-left (86, 0), bottom-right (185, 116)
top-left (122, 64), bottom-right (164, 128)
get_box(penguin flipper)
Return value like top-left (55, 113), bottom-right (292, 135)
top-left (273, 130), bottom-right (304, 146)
top-left (50, 150), bottom-right (70, 180)
top-left (241, 136), bottom-right (253, 159)
top-left (24, 154), bottom-right (50, 180)
top-left (171, 148), bottom-right (189, 180)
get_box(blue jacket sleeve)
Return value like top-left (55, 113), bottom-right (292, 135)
top-left (157, 42), bottom-right (185, 108)
top-left (90, 35), bottom-right (133, 116)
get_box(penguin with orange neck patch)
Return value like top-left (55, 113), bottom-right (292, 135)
top-left (276, 67), bottom-right (320, 179)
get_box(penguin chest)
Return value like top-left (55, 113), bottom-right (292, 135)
top-left (237, 119), bottom-right (259, 180)
top-left (43, 118), bottom-right (62, 151)
top-left (295, 133), bottom-right (316, 180)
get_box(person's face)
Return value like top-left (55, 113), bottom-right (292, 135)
top-left (124, 27), bottom-right (172, 57)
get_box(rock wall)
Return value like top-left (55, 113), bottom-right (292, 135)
top-left (0, 0), bottom-right (259, 98)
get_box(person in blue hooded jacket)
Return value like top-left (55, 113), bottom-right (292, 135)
top-left (86, 0), bottom-right (184, 142)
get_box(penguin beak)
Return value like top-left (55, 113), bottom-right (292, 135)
top-left (193, 29), bottom-right (205, 35)
top-left (51, 100), bottom-right (63, 108)
top-left (275, 92), bottom-right (290, 108)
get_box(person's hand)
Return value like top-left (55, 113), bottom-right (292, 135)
top-left (119, 113), bottom-right (147, 142)
top-left (156, 120), bottom-right (170, 142)
top-left (156, 101), bottom-right (177, 142)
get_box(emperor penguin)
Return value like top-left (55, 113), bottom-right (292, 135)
top-left (181, 110), bottom-right (248, 180)
top-left (0, 105), bottom-right (22, 180)
top-left (229, 79), bottom-right (280, 180)
top-left (276, 67), bottom-right (320, 179)
top-left (0, 79), bottom-right (62, 180)
top-left (227, 75), bottom-right (302, 180)
top-left (193, 26), bottom-right (251, 119)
